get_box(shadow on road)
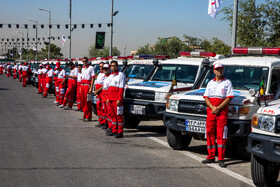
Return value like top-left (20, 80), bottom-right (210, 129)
top-left (0, 88), bottom-right (9, 90)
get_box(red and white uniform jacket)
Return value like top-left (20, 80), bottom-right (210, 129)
top-left (21, 65), bottom-right (29, 76)
top-left (81, 65), bottom-right (95, 84)
top-left (77, 72), bottom-right (82, 83)
top-left (95, 72), bottom-right (105, 91)
top-left (7, 65), bottom-right (12, 70)
top-left (203, 77), bottom-right (234, 108)
top-left (101, 73), bottom-right (112, 101)
top-left (41, 68), bottom-right (48, 78)
top-left (107, 71), bottom-right (126, 102)
top-left (69, 67), bottom-right (78, 79)
top-left (38, 69), bottom-right (43, 78)
top-left (46, 69), bottom-right (54, 78)
top-left (53, 69), bottom-right (60, 81)
top-left (13, 65), bottom-right (18, 71)
top-left (57, 69), bottom-right (66, 80)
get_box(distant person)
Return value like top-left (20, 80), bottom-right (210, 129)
top-left (37, 64), bottom-right (43, 94)
top-left (80, 57), bottom-right (95, 122)
top-left (61, 62), bottom-right (78, 110)
top-left (75, 64), bottom-right (83, 111)
top-left (202, 63), bottom-right (233, 168)
top-left (18, 62), bottom-right (23, 82)
top-left (21, 63), bottom-right (29, 87)
top-left (13, 62), bottom-right (18, 79)
top-left (6, 63), bottom-right (12, 77)
top-left (43, 65), bottom-right (54, 98)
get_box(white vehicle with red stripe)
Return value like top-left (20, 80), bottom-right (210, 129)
top-left (123, 52), bottom-right (221, 128)
top-left (164, 47), bottom-right (280, 159)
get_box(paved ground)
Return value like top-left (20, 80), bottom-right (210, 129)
top-left (0, 75), bottom-right (270, 186)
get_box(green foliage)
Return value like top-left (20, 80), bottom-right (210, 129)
top-left (136, 44), bottom-right (154, 55)
top-left (201, 38), bottom-right (231, 55)
top-left (221, 0), bottom-right (280, 47)
top-left (88, 45), bottom-right (120, 57)
top-left (40, 44), bottom-right (63, 59)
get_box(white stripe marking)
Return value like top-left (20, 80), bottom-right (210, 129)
top-left (140, 133), bottom-right (254, 186)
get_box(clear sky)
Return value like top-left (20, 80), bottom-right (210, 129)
top-left (0, 0), bottom-right (266, 58)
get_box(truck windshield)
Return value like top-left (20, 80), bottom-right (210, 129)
top-left (125, 64), bottom-right (154, 79)
top-left (202, 65), bottom-right (269, 90)
top-left (152, 64), bottom-right (199, 83)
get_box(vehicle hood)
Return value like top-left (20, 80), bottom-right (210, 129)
top-left (258, 99), bottom-right (280, 115)
top-left (170, 88), bottom-right (253, 105)
top-left (127, 81), bottom-right (192, 92)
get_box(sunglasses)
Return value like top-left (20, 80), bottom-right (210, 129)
top-left (111, 65), bottom-right (117, 67)
top-left (103, 68), bottom-right (109, 70)
top-left (82, 60), bottom-right (87, 62)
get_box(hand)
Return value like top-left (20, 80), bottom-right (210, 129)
top-left (93, 90), bottom-right (98, 95)
top-left (116, 100), bottom-right (121, 106)
top-left (88, 89), bottom-right (92, 94)
top-left (106, 99), bottom-right (109, 105)
top-left (211, 106), bottom-right (220, 115)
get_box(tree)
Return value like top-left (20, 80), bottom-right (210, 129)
top-left (220, 0), bottom-right (280, 47)
top-left (40, 44), bottom-right (63, 59)
top-left (136, 44), bottom-right (154, 55)
top-left (201, 38), bottom-right (231, 55)
top-left (88, 45), bottom-right (120, 57)
top-left (183, 35), bottom-right (202, 46)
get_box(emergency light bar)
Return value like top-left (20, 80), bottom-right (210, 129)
top-left (232, 47), bottom-right (280, 55)
top-left (89, 57), bottom-right (97, 61)
top-left (154, 55), bottom-right (170, 59)
top-left (117, 56), bottom-right (127, 60)
top-left (180, 51), bottom-right (216, 57)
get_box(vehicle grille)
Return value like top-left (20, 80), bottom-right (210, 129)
top-left (125, 89), bottom-right (155, 101)
top-left (178, 100), bottom-right (207, 115)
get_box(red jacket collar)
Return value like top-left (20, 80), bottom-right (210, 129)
top-left (112, 70), bottom-right (119, 75)
top-left (83, 65), bottom-right (90, 68)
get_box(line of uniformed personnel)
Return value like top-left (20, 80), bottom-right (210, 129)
top-left (1, 57), bottom-right (126, 138)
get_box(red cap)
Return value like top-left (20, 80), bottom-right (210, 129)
top-left (56, 61), bottom-right (60, 65)
top-left (46, 65), bottom-right (50, 69)
top-left (24, 63), bottom-right (27, 65)
top-left (213, 63), bottom-right (224, 69)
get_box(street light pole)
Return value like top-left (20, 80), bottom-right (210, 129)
top-left (231, 0), bottom-right (238, 53)
top-left (110, 0), bottom-right (114, 56)
top-left (17, 31), bottom-right (24, 61)
top-left (28, 19), bottom-right (38, 60)
top-left (39, 8), bottom-right (51, 59)
top-left (69, 0), bottom-right (72, 59)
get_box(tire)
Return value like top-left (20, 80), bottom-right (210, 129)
top-left (251, 154), bottom-right (279, 187)
top-left (235, 138), bottom-right (251, 160)
top-left (124, 114), bottom-right (140, 128)
top-left (166, 127), bottom-right (192, 150)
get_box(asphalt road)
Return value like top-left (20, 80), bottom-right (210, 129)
top-left (0, 75), bottom-right (254, 187)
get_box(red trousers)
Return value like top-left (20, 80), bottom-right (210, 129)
top-left (19, 71), bottom-right (22, 82)
top-left (76, 82), bottom-right (82, 110)
top-left (7, 69), bottom-right (11, 77)
top-left (58, 81), bottom-right (66, 104)
top-left (55, 79), bottom-right (62, 103)
top-left (38, 77), bottom-right (43, 93)
top-left (108, 101), bottom-right (124, 134)
top-left (22, 76), bottom-right (27, 87)
top-left (43, 77), bottom-right (52, 97)
top-left (101, 101), bottom-right (110, 126)
top-left (206, 108), bottom-right (228, 161)
top-left (13, 69), bottom-right (17, 79)
top-left (0, 68), bottom-right (3, 74)
top-left (80, 84), bottom-right (92, 119)
top-left (96, 96), bottom-right (104, 124)
top-left (63, 79), bottom-right (76, 108)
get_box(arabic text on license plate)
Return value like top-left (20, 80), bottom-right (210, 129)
top-left (129, 105), bottom-right (146, 115)
top-left (185, 119), bottom-right (206, 134)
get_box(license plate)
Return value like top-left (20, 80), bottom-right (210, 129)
top-left (185, 119), bottom-right (206, 134)
top-left (129, 105), bottom-right (146, 115)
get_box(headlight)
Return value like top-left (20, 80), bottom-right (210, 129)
top-left (251, 114), bottom-right (276, 132)
top-left (238, 106), bottom-right (250, 116)
top-left (167, 99), bottom-right (179, 111)
top-left (155, 92), bottom-right (169, 102)
top-left (228, 105), bottom-right (239, 117)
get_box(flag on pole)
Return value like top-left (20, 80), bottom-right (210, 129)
top-left (61, 35), bottom-right (66, 47)
top-left (208, 0), bottom-right (222, 18)
top-left (32, 45), bottom-right (37, 51)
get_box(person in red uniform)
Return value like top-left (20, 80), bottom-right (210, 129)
top-left (106, 60), bottom-right (126, 138)
top-left (202, 63), bottom-right (233, 168)
top-left (94, 62), bottom-right (105, 127)
top-left (13, 62), bottom-right (18, 79)
top-left (80, 57), bottom-right (95, 122)
top-left (56, 66), bottom-right (66, 106)
top-left (21, 63), bottom-right (29, 87)
top-left (18, 62), bottom-right (23, 82)
top-left (43, 65), bottom-right (54, 98)
top-left (53, 65), bottom-right (61, 104)
top-left (37, 64), bottom-right (44, 94)
top-left (6, 63), bottom-right (12, 77)
top-left (62, 62), bottom-right (78, 110)
top-left (0, 63), bottom-right (3, 75)
top-left (40, 64), bottom-right (48, 96)
top-left (75, 64), bottom-right (83, 111)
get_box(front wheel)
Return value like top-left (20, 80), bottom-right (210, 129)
top-left (166, 128), bottom-right (192, 150)
top-left (251, 154), bottom-right (279, 187)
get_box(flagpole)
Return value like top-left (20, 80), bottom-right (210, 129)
top-left (231, 0), bottom-right (238, 53)
top-left (69, 0), bottom-right (72, 59)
